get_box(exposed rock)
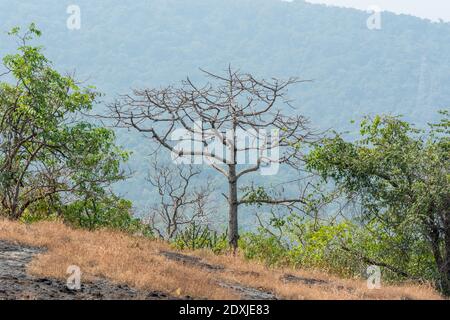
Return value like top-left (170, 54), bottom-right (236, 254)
top-left (0, 240), bottom-right (180, 300)
top-left (160, 250), bottom-right (224, 271)
top-left (218, 281), bottom-right (277, 300)
top-left (281, 274), bottom-right (328, 286)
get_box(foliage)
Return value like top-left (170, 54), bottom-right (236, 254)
top-left (306, 112), bottom-right (450, 294)
top-left (62, 196), bottom-right (152, 236)
top-left (239, 215), bottom-right (355, 274)
top-left (0, 25), bottom-right (128, 220)
top-left (239, 231), bottom-right (289, 267)
top-left (19, 210), bottom-right (59, 224)
top-left (241, 186), bottom-right (271, 207)
top-left (238, 213), bottom-right (437, 283)
top-left (172, 222), bottom-right (228, 254)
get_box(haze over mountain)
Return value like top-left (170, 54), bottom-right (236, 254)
top-left (306, 0), bottom-right (450, 22)
top-left (1, 0), bottom-right (449, 214)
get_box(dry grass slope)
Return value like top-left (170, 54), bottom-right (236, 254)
top-left (0, 219), bottom-right (442, 300)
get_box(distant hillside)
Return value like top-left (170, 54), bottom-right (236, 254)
top-left (1, 0), bottom-right (449, 212)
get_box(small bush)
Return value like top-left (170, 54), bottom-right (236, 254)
top-left (239, 232), bottom-right (289, 267)
top-left (19, 210), bottom-right (60, 224)
top-left (238, 217), bottom-right (358, 275)
top-left (62, 196), bottom-right (153, 237)
top-left (172, 223), bottom-right (228, 254)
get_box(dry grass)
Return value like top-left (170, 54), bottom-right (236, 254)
top-left (0, 219), bottom-right (442, 300)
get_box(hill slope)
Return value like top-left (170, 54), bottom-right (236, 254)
top-left (0, 220), bottom-right (442, 300)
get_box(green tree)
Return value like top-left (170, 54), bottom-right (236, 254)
top-left (307, 112), bottom-right (450, 295)
top-left (0, 24), bottom-right (128, 219)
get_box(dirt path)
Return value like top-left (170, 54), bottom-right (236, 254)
top-left (0, 240), bottom-right (175, 300)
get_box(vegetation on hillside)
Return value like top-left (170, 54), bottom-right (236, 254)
top-left (0, 25), bottom-right (448, 297)
top-left (0, 219), bottom-right (442, 300)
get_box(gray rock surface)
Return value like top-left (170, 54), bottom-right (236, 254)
top-left (0, 240), bottom-right (177, 300)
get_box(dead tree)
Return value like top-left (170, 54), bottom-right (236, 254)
top-left (109, 67), bottom-right (316, 251)
top-left (145, 158), bottom-right (215, 240)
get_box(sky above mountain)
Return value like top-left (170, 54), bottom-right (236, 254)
top-left (304, 0), bottom-right (450, 22)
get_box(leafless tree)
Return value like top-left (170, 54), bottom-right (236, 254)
top-left (108, 67), bottom-right (316, 251)
top-left (145, 158), bottom-right (215, 240)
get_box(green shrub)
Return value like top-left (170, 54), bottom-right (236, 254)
top-left (18, 197), bottom-right (61, 224)
top-left (239, 232), bottom-right (288, 267)
top-left (62, 196), bottom-right (153, 237)
top-left (19, 210), bottom-right (59, 224)
top-left (285, 218), bottom-right (357, 275)
top-left (172, 223), bottom-right (228, 254)
top-left (238, 216), bottom-right (357, 274)
top-left (238, 213), bottom-right (437, 283)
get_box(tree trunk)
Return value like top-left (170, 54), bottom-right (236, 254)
top-left (434, 253), bottom-right (450, 296)
top-left (441, 211), bottom-right (450, 296)
top-left (428, 220), bottom-right (450, 296)
top-left (439, 261), bottom-right (450, 296)
top-left (228, 164), bottom-right (239, 253)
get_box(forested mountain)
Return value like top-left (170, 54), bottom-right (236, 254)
top-left (1, 0), bottom-right (449, 212)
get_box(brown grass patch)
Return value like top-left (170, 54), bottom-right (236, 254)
top-left (0, 219), bottom-right (442, 300)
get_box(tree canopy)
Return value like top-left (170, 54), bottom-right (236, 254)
top-left (0, 25), bottom-right (129, 223)
top-left (307, 112), bottom-right (450, 294)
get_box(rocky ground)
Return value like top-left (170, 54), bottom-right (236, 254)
top-left (0, 240), bottom-right (175, 300)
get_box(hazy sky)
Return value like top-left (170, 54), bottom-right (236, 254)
top-left (303, 0), bottom-right (450, 22)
